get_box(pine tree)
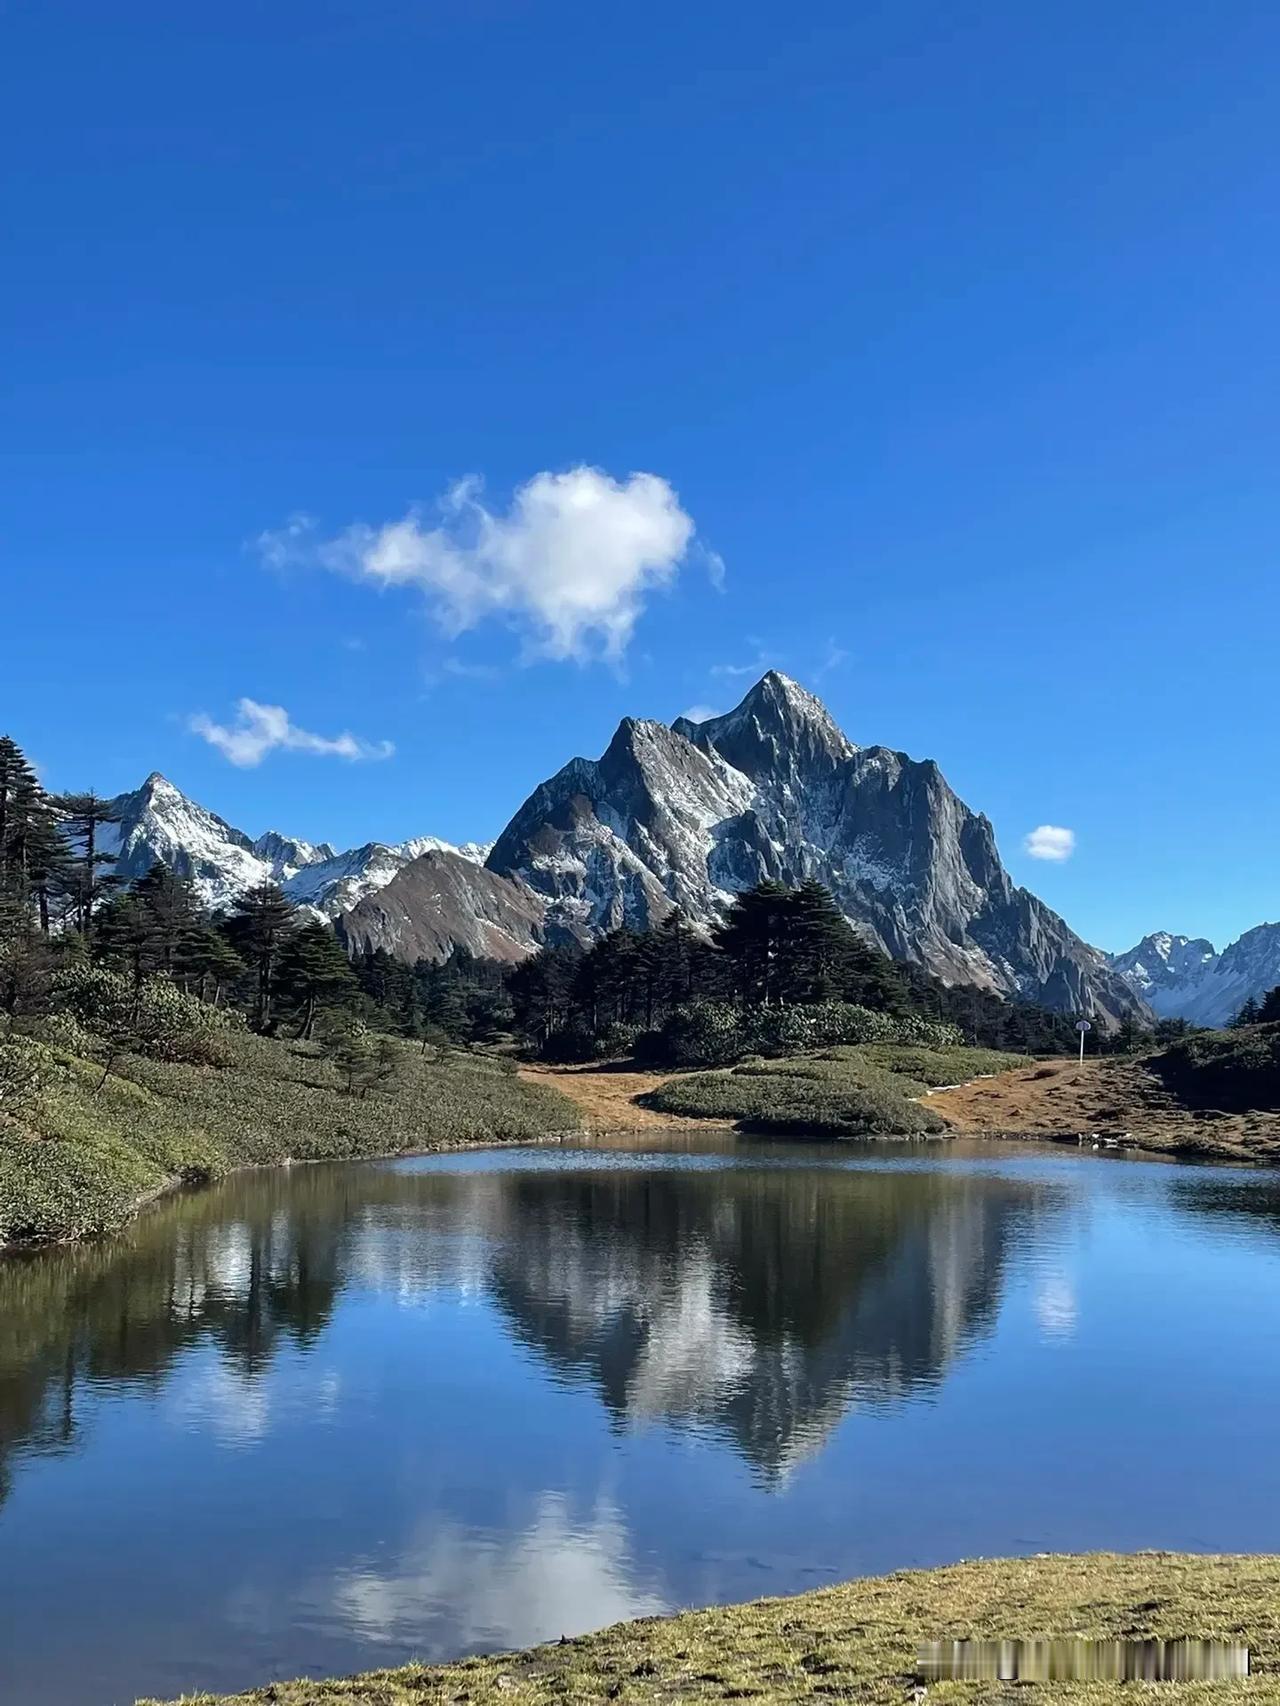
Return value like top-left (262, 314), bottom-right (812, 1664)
top-left (225, 882), bottom-right (298, 1031)
top-left (1259, 987), bottom-right (1280, 1025)
top-left (714, 880), bottom-right (792, 1005)
top-left (0, 738), bottom-right (70, 938)
top-left (131, 864), bottom-right (202, 976)
top-left (278, 921), bottom-right (357, 1039)
top-left (1232, 996), bottom-right (1263, 1028)
top-left (181, 925), bottom-right (246, 1006)
top-left (51, 789), bottom-right (121, 935)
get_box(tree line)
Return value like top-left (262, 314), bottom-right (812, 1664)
top-left (1234, 989), bottom-right (1280, 1027)
top-left (2, 731), bottom-right (1175, 1078)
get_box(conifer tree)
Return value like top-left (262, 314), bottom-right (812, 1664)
top-left (50, 789), bottom-right (121, 935)
top-left (1232, 996), bottom-right (1263, 1028)
top-left (225, 881), bottom-right (297, 1031)
top-left (1259, 987), bottom-right (1280, 1025)
top-left (278, 921), bottom-right (357, 1039)
top-left (714, 880), bottom-right (792, 1005)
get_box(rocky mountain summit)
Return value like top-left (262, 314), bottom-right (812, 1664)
top-left (1110, 925), bottom-right (1280, 1026)
top-left (100, 674), bottom-right (1152, 1022)
top-left (101, 772), bottom-right (489, 919)
top-left (468, 671), bottom-right (1143, 1021)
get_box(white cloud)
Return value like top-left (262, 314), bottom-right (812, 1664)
top-left (326, 1494), bottom-right (666, 1652)
top-left (262, 466), bottom-right (705, 664)
top-left (1024, 824), bottom-right (1076, 862)
top-left (188, 698), bottom-right (394, 768)
top-left (678, 703), bottom-right (721, 724)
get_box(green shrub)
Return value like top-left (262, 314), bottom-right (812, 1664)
top-left (1151, 1024), bottom-right (1280, 1111)
top-left (51, 965), bottom-right (234, 1073)
top-left (647, 1047), bottom-right (946, 1137)
top-left (0, 1037), bottom-right (60, 1119)
top-left (642, 1000), bottom-right (964, 1069)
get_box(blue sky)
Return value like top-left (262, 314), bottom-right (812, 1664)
top-left (4, 1), bottom-right (1277, 953)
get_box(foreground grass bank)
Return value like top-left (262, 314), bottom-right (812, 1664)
top-left (0, 1031), bottom-right (581, 1245)
top-left (646, 1044), bottom-right (1025, 1137)
top-left (147, 1552), bottom-right (1280, 1705)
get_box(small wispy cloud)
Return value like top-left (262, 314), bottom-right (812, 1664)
top-left (440, 657), bottom-right (503, 682)
top-left (710, 642), bottom-right (776, 680)
top-left (1024, 824), bottom-right (1076, 862)
top-left (189, 699), bottom-right (394, 769)
top-left (678, 703), bottom-right (721, 724)
top-left (814, 641), bottom-right (849, 680)
top-left (258, 466), bottom-right (710, 666)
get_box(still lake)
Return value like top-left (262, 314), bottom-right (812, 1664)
top-left (3, 1134), bottom-right (1280, 1706)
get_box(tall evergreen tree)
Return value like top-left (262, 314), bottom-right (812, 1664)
top-left (225, 881), bottom-right (298, 1031)
top-left (713, 880), bottom-right (792, 1005)
top-left (50, 789), bottom-right (121, 935)
top-left (278, 921), bottom-right (358, 1039)
top-left (1259, 987), bottom-right (1280, 1024)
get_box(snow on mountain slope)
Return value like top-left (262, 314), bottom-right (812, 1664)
top-left (1110, 925), bottom-right (1280, 1026)
top-left (103, 773), bottom-right (485, 917)
top-left (481, 671), bottom-right (1145, 1024)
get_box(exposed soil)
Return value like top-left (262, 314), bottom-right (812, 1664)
top-left (516, 1062), bottom-right (710, 1132)
top-left (524, 1056), bottom-right (1280, 1165)
top-left (927, 1055), bottom-right (1280, 1163)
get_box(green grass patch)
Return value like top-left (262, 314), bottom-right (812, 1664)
top-left (144, 1551), bottom-right (1280, 1705)
top-left (0, 1030), bottom-right (580, 1245)
top-left (647, 1044), bottom-right (1027, 1138)
top-left (848, 1043), bottom-right (1029, 1086)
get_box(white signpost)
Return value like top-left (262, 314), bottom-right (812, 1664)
top-left (1076, 1018), bottom-right (1092, 1065)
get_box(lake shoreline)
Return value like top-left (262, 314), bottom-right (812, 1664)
top-left (139, 1551), bottom-right (1280, 1705)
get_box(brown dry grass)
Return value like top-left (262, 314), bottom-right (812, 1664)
top-left (928, 1055), bottom-right (1280, 1162)
top-left (517, 1063), bottom-right (713, 1132)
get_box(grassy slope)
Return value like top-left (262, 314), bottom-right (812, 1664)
top-left (646, 1045), bottom-right (1026, 1137)
top-left (146, 1552), bottom-right (1280, 1705)
top-left (0, 1032), bottom-right (580, 1245)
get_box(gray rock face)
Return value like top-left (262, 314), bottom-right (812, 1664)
top-left (1110, 926), bottom-right (1280, 1027)
top-left (338, 850), bottom-right (546, 964)
top-left (485, 672), bottom-right (1145, 1023)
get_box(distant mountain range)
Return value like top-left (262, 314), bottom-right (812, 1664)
top-left (101, 772), bottom-right (492, 919)
top-left (100, 672), bottom-right (1159, 1024)
top-left (1108, 927), bottom-right (1280, 1027)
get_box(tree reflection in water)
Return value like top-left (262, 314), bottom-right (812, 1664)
top-left (0, 1145), bottom-right (1053, 1498)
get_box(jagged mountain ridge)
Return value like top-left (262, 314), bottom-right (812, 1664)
top-left (1109, 926), bottom-right (1280, 1027)
top-left (468, 670), bottom-right (1144, 1021)
top-left (101, 772), bottom-right (490, 918)
top-left (97, 676), bottom-right (1154, 1022)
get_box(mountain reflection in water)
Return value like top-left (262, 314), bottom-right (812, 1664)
top-left (4, 1136), bottom-right (1280, 1706)
top-left (1, 1142), bottom-right (1044, 1492)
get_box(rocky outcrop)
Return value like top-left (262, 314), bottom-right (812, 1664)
top-left (337, 850), bottom-right (546, 964)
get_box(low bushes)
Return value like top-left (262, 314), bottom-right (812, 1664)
top-left (51, 964), bottom-right (238, 1072)
top-left (647, 1048), bottom-right (947, 1137)
top-left (0, 1026), bottom-right (581, 1245)
top-left (1150, 1023), bottom-right (1280, 1111)
top-left (637, 1000), bottom-right (963, 1068)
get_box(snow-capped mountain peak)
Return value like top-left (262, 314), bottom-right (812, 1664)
top-left (102, 775), bottom-right (486, 919)
top-left (1109, 927), bottom-right (1280, 1026)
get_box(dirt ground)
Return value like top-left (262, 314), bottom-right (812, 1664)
top-left (927, 1055), bottom-right (1280, 1163)
top-left (517, 1062), bottom-right (708, 1131)
top-left (525, 1056), bottom-right (1280, 1164)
